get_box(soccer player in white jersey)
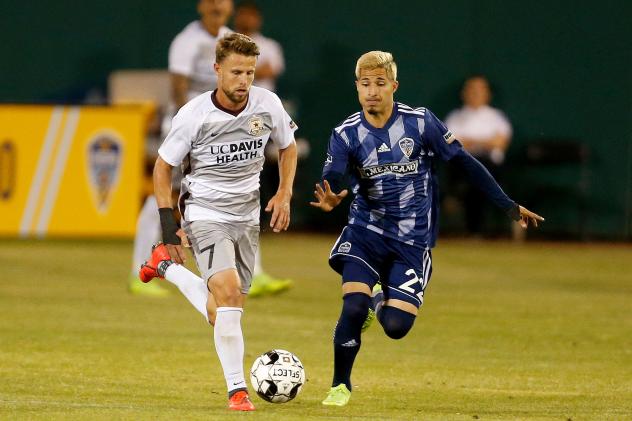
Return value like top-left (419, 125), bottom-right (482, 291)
top-left (128, 0), bottom-right (233, 297)
top-left (139, 33), bottom-right (298, 411)
top-left (129, 0), bottom-right (291, 298)
top-left (311, 51), bottom-right (543, 406)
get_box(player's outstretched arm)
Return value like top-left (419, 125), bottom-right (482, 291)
top-left (516, 205), bottom-right (545, 229)
top-left (309, 180), bottom-right (348, 212)
top-left (450, 148), bottom-right (545, 229)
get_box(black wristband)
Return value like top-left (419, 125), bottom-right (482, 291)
top-left (506, 203), bottom-right (521, 221)
top-left (158, 208), bottom-right (181, 245)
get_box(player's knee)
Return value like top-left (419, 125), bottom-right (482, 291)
top-left (379, 306), bottom-right (416, 339)
top-left (341, 292), bottom-right (370, 322)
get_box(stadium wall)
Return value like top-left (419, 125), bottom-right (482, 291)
top-left (1, 1), bottom-right (630, 239)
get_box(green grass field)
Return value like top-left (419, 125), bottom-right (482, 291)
top-left (1, 235), bottom-right (631, 420)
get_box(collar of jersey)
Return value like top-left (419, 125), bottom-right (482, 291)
top-left (211, 89), bottom-right (249, 117)
top-left (360, 103), bottom-right (399, 132)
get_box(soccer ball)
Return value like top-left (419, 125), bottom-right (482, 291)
top-left (250, 349), bottom-right (305, 403)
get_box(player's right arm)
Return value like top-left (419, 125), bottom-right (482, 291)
top-left (310, 130), bottom-right (349, 212)
top-left (153, 157), bottom-right (187, 263)
top-left (154, 107), bottom-right (196, 263)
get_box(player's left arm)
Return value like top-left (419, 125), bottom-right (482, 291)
top-left (266, 94), bottom-right (299, 233)
top-left (425, 109), bottom-right (543, 229)
top-left (450, 149), bottom-right (544, 228)
top-left (265, 141), bottom-right (297, 233)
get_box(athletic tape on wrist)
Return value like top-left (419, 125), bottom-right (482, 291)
top-left (158, 208), bottom-right (181, 245)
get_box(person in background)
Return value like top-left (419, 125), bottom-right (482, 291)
top-left (129, 0), bottom-right (291, 297)
top-left (233, 0), bottom-right (285, 92)
top-left (445, 75), bottom-right (513, 236)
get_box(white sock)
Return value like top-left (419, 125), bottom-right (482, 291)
top-left (253, 247), bottom-right (263, 277)
top-left (164, 264), bottom-right (209, 322)
top-left (214, 307), bottom-right (247, 394)
top-left (131, 196), bottom-right (160, 272)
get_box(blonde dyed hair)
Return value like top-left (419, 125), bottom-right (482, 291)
top-left (355, 51), bottom-right (397, 81)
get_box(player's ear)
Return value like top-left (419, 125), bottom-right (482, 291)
top-left (355, 79), bottom-right (360, 92)
top-left (392, 80), bottom-right (399, 93)
top-left (214, 62), bottom-right (220, 76)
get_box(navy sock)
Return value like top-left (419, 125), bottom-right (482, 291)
top-left (332, 292), bottom-right (370, 390)
top-left (378, 305), bottom-right (416, 339)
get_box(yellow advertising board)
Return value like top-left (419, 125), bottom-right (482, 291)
top-left (0, 105), bottom-right (145, 237)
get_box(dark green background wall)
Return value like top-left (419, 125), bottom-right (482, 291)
top-left (2, 1), bottom-right (631, 238)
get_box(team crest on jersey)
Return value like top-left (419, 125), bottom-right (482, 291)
top-left (248, 115), bottom-right (265, 136)
top-left (338, 241), bottom-right (351, 253)
top-left (87, 131), bottom-right (123, 213)
top-left (398, 137), bottom-right (414, 158)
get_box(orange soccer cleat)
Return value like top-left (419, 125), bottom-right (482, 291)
top-left (138, 243), bottom-right (173, 283)
top-left (228, 391), bottom-right (255, 411)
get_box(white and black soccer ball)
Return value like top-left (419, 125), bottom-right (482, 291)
top-left (250, 349), bottom-right (305, 403)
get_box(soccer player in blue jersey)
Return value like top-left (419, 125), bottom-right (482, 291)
top-left (311, 51), bottom-right (544, 406)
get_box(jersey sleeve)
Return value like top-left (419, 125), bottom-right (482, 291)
top-left (321, 130), bottom-right (350, 192)
top-left (422, 109), bottom-right (463, 161)
top-left (168, 32), bottom-right (195, 76)
top-left (450, 148), bottom-right (517, 212)
top-left (158, 108), bottom-right (196, 166)
top-left (269, 94), bottom-right (297, 149)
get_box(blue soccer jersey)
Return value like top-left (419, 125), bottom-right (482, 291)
top-left (322, 103), bottom-right (463, 248)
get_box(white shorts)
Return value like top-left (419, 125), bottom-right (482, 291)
top-left (183, 220), bottom-right (259, 294)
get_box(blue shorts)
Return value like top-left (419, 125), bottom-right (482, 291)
top-left (329, 225), bottom-right (433, 308)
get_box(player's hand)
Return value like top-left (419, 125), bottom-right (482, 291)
top-left (309, 180), bottom-right (348, 212)
top-left (165, 229), bottom-right (189, 264)
top-left (166, 243), bottom-right (187, 264)
top-left (176, 228), bottom-right (190, 248)
top-left (265, 190), bottom-right (292, 233)
top-left (517, 205), bottom-right (545, 229)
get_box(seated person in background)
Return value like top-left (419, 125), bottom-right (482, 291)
top-left (445, 75), bottom-right (512, 236)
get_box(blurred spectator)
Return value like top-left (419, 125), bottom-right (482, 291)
top-left (445, 75), bottom-right (512, 236)
top-left (168, 0), bottom-right (233, 109)
top-left (233, 0), bottom-right (285, 92)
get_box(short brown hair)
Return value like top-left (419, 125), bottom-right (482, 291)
top-left (215, 32), bottom-right (260, 63)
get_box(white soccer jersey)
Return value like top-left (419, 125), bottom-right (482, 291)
top-left (159, 86), bottom-right (298, 224)
top-left (168, 21), bottom-right (231, 100)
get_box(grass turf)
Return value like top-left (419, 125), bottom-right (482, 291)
top-left (0, 235), bottom-right (630, 420)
